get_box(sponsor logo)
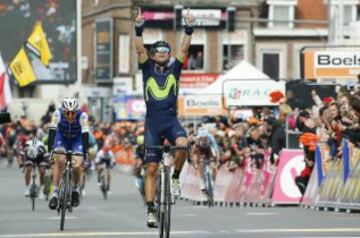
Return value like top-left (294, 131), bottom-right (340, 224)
top-left (317, 54), bottom-right (360, 67)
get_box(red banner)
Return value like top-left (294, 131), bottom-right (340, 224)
top-left (180, 73), bottom-right (219, 89)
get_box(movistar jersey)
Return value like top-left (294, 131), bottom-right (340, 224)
top-left (140, 57), bottom-right (182, 117)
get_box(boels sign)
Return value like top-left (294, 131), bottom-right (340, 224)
top-left (301, 46), bottom-right (360, 80)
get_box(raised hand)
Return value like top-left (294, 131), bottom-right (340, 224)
top-left (184, 7), bottom-right (195, 27)
top-left (135, 7), bottom-right (144, 27)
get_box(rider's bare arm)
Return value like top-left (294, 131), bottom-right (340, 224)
top-left (177, 8), bottom-right (195, 63)
top-left (134, 7), bottom-right (148, 64)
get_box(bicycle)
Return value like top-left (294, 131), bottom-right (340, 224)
top-left (54, 150), bottom-right (81, 231)
top-left (201, 159), bottom-right (214, 207)
top-left (29, 163), bottom-right (39, 211)
top-left (145, 144), bottom-right (190, 238)
top-left (98, 164), bottom-right (111, 200)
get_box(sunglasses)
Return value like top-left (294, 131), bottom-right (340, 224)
top-left (153, 46), bottom-right (170, 53)
top-left (64, 111), bottom-right (76, 117)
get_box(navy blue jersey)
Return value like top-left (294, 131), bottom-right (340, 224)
top-left (140, 57), bottom-right (183, 117)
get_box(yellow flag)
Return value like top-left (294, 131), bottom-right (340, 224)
top-left (26, 21), bottom-right (53, 66)
top-left (9, 47), bottom-right (36, 87)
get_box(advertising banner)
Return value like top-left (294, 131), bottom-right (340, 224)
top-left (95, 18), bottom-right (113, 82)
top-left (178, 94), bottom-right (225, 116)
top-left (301, 46), bottom-right (360, 80)
top-left (223, 80), bottom-right (286, 107)
top-left (0, 0), bottom-right (77, 83)
top-left (113, 95), bottom-right (146, 121)
top-left (272, 150), bottom-right (305, 204)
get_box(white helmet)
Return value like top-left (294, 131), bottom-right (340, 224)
top-left (197, 127), bottom-right (208, 138)
top-left (62, 97), bottom-right (79, 111)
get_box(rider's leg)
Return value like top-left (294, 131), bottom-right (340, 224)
top-left (52, 154), bottom-right (66, 196)
top-left (71, 155), bottom-right (83, 190)
top-left (24, 164), bottom-right (32, 187)
top-left (210, 161), bottom-right (217, 182)
top-left (145, 162), bottom-right (159, 209)
top-left (24, 163), bottom-right (32, 196)
top-left (39, 166), bottom-right (46, 186)
top-left (197, 159), bottom-right (205, 190)
top-left (173, 137), bottom-right (188, 179)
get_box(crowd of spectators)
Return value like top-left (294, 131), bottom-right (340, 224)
top-left (1, 84), bottom-right (360, 198)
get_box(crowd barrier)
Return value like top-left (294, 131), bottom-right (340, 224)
top-left (180, 149), bottom-right (305, 205)
top-left (303, 139), bottom-right (360, 211)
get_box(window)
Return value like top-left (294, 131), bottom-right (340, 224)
top-left (223, 45), bottom-right (244, 70)
top-left (183, 45), bottom-right (204, 70)
top-left (263, 53), bottom-right (280, 79)
top-left (256, 44), bottom-right (287, 79)
top-left (324, 1), bottom-right (359, 26)
top-left (221, 30), bottom-right (247, 71)
top-left (343, 5), bottom-right (356, 25)
top-left (273, 6), bottom-right (290, 28)
top-left (268, 0), bottom-right (297, 28)
top-left (181, 30), bottom-right (206, 71)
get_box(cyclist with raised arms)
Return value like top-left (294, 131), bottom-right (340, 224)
top-left (134, 6), bottom-right (195, 228)
top-left (47, 97), bottom-right (89, 210)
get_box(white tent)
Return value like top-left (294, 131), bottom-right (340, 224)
top-left (198, 60), bottom-right (270, 94)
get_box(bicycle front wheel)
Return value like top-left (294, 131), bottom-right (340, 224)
top-left (164, 167), bottom-right (172, 238)
top-left (156, 172), bottom-right (165, 238)
top-left (60, 170), bottom-right (70, 231)
top-left (206, 171), bottom-right (214, 207)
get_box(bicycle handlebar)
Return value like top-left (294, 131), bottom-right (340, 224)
top-left (145, 144), bottom-right (192, 162)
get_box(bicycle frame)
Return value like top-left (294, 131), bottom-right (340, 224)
top-left (145, 144), bottom-right (190, 238)
top-left (55, 150), bottom-right (76, 231)
top-left (30, 163), bottom-right (38, 211)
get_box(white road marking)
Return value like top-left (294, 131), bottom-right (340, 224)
top-left (286, 237), bottom-right (360, 238)
top-left (181, 213), bottom-right (196, 217)
top-left (45, 216), bottom-right (78, 220)
top-left (234, 228), bottom-right (360, 233)
top-left (246, 212), bottom-right (279, 216)
top-left (0, 231), bottom-right (211, 238)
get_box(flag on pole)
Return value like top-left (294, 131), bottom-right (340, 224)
top-left (0, 52), bottom-right (12, 109)
top-left (8, 47), bottom-right (36, 87)
top-left (26, 21), bottom-right (53, 66)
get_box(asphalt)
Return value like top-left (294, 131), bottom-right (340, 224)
top-left (1, 159), bottom-right (360, 238)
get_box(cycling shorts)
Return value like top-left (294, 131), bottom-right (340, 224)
top-left (53, 131), bottom-right (83, 154)
top-left (144, 116), bottom-right (187, 163)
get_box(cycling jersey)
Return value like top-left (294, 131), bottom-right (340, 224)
top-left (24, 139), bottom-right (48, 167)
top-left (140, 57), bottom-right (187, 163)
top-left (140, 57), bottom-right (182, 118)
top-left (95, 150), bottom-right (115, 168)
top-left (50, 109), bottom-right (89, 153)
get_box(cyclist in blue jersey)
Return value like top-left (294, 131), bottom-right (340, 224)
top-left (135, 7), bottom-right (195, 227)
top-left (47, 97), bottom-right (90, 210)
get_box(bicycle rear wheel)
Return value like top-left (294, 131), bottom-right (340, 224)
top-left (164, 167), bottom-right (172, 238)
top-left (60, 170), bottom-right (70, 231)
top-left (206, 171), bottom-right (214, 207)
top-left (31, 185), bottom-right (36, 211)
top-left (30, 174), bottom-right (36, 211)
top-left (101, 175), bottom-right (107, 200)
top-left (44, 175), bottom-right (51, 201)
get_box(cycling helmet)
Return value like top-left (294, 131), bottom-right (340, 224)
top-left (150, 41), bottom-right (171, 53)
top-left (62, 97), bottom-right (79, 111)
top-left (197, 128), bottom-right (208, 139)
top-left (136, 135), bottom-right (144, 145)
